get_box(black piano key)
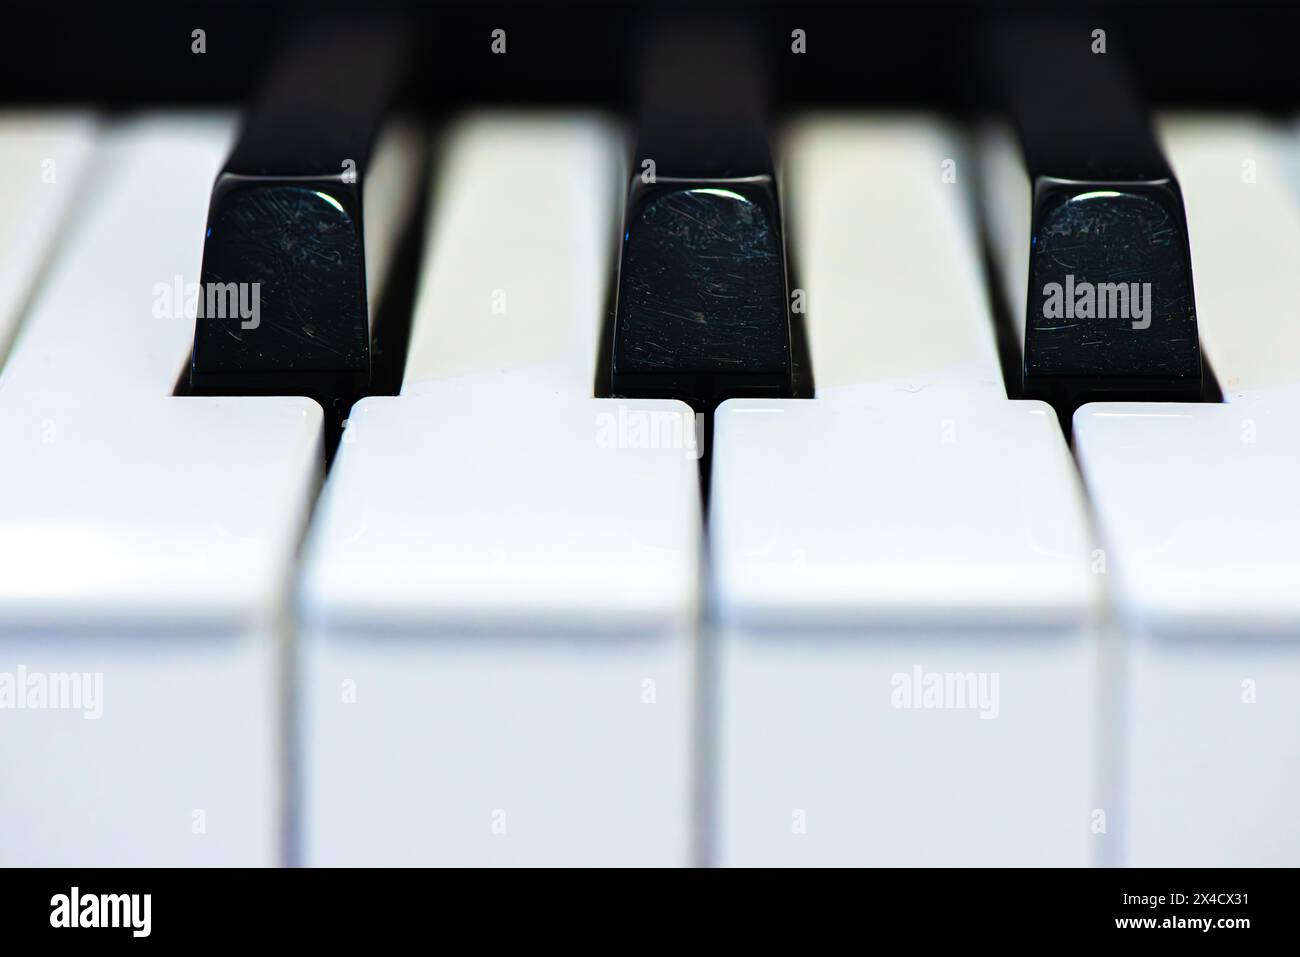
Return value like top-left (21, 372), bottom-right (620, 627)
top-left (606, 22), bottom-right (793, 410)
top-left (188, 21), bottom-right (418, 441)
top-left (986, 22), bottom-right (1205, 413)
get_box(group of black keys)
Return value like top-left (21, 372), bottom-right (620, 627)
top-left (187, 20), bottom-right (1211, 462)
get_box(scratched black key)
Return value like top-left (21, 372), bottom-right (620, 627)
top-left (606, 23), bottom-right (793, 410)
top-left (188, 22), bottom-right (420, 438)
top-left (984, 22), bottom-right (1205, 413)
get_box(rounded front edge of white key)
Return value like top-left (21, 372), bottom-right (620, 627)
top-left (1074, 397), bottom-right (1300, 640)
top-left (298, 392), bottom-right (702, 637)
top-left (0, 394), bottom-right (323, 635)
top-left (710, 395), bottom-right (1099, 636)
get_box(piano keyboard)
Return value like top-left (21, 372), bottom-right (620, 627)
top-left (2, 93), bottom-right (1299, 865)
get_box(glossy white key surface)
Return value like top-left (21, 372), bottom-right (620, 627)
top-left (304, 394), bottom-right (697, 635)
top-left (713, 398), bottom-right (1093, 633)
top-left (711, 117), bottom-right (1098, 866)
top-left (1070, 117), bottom-right (1300, 866)
top-left (0, 117), bottom-right (323, 865)
top-left (1079, 403), bottom-right (1300, 636)
top-left (0, 114), bottom-right (96, 364)
top-left (299, 115), bottom-right (701, 866)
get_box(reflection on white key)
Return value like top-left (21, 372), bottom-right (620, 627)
top-left (0, 115), bottom-right (96, 365)
top-left (711, 117), bottom-right (1098, 866)
top-left (298, 115), bottom-right (701, 866)
top-left (0, 117), bottom-right (323, 865)
top-left (1073, 117), bottom-right (1300, 865)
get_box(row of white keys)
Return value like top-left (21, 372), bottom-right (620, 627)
top-left (0, 116), bottom-right (323, 865)
top-left (709, 117), bottom-right (1098, 865)
top-left (298, 115), bottom-right (702, 866)
top-left (1072, 117), bottom-right (1300, 865)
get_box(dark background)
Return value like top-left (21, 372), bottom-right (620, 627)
top-left (3, 2), bottom-right (1294, 113)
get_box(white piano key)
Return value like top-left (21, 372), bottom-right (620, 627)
top-left (711, 116), bottom-right (1099, 866)
top-left (0, 114), bottom-right (96, 365)
top-left (977, 123), bottom-right (1033, 350)
top-left (1163, 117), bottom-right (1300, 398)
top-left (0, 116), bottom-right (323, 865)
top-left (362, 121), bottom-right (426, 330)
top-left (402, 114), bottom-right (623, 395)
top-left (791, 117), bottom-right (1004, 397)
top-left (1072, 116), bottom-right (1300, 865)
top-left (298, 114), bottom-right (701, 866)
top-left (2, 119), bottom-right (221, 400)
